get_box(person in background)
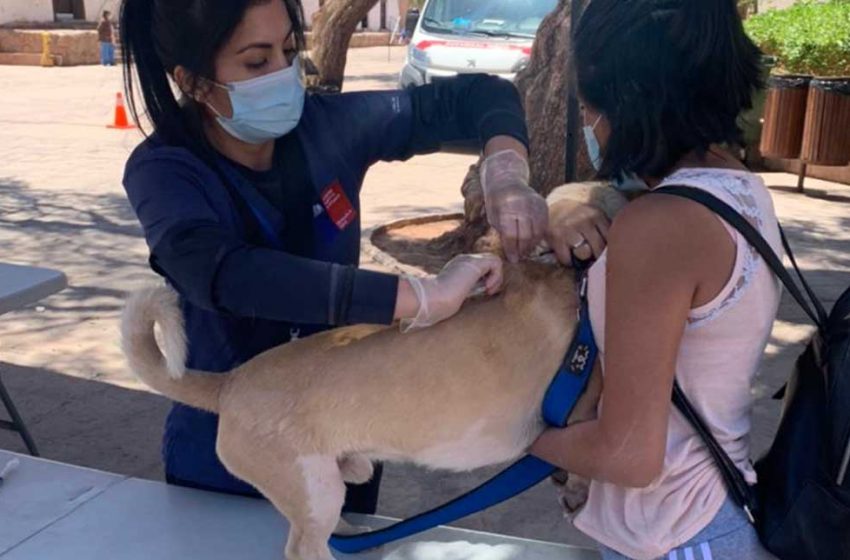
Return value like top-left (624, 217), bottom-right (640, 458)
top-left (97, 11), bottom-right (115, 67)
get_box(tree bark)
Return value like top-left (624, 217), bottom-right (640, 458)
top-left (309, 0), bottom-right (379, 91)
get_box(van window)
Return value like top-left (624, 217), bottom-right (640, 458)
top-left (422, 0), bottom-right (558, 38)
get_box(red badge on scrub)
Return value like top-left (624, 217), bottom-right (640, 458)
top-left (321, 181), bottom-right (357, 231)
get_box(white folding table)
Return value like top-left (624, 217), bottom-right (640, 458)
top-left (0, 263), bottom-right (67, 456)
top-left (0, 450), bottom-right (600, 560)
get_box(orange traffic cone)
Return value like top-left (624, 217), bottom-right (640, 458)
top-left (107, 92), bottom-right (136, 130)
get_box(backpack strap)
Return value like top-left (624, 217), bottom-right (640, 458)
top-left (671, 381), bottom-right (759, 523)
top-left (655, 186), bottom-right (827, 330)
top-left (779, 227), bottom-right (830, 327)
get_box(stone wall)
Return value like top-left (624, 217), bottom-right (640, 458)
top-left (0, 28), bottom-right (392, 67)
top-left (0, 29), bottom-right (99, 66)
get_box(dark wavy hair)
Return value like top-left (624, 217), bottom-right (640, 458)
top-left (120, 0), bottom-right (306, 155)
top-left (573, 0), bottom-right (763, 179)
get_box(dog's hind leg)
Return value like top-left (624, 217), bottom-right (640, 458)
top-left (337, 454), bottom-right (374, 484)
top-left (217, 430), bottom-right (344, 560)
top-left (333, 454), bottom-right (376, 537)
top-left (285, 455), bottom-right (347, 560)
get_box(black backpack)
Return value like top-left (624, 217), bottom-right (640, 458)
top-left (656, 186), bottom-right (850, 560)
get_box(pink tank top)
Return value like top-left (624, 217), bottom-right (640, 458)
top-left (572, 168), bottom-right (782, 559)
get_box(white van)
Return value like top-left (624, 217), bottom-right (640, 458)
top-left (399, 0), bottom-right (558, 88)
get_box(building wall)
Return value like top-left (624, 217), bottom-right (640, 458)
top-left (1, 0), bottom-right (402, 32)
top-left (301, 0), bottom-right (401, 31)
top-left (84, 0), bottom-right (123, 22)
top-left (0, 0), bottom-right (53, 25)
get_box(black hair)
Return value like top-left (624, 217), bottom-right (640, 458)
top-left (573, 0), bottom-right (763, 179)
top-left (119, 0), bottom-right (306, 157)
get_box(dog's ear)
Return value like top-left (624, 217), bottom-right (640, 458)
top-left (472, 227), bottom-right (553, 263)
top-left (546, 181), bottom-right (629, 221)
top-left (472, 227), bottom-right (505, 259)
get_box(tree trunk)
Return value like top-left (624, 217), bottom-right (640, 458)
top-left (309, 0), bottom-right (379, 91)
top-left (462, 0), bottom-right (583, 228)
top-left (515, 0), bottom-right (579, 197)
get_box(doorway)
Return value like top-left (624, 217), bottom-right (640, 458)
top-left (53, 0), bottom-right (86, 21)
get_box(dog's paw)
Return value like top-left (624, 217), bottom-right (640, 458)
top-left (337, 454), bottom-right (374, 484)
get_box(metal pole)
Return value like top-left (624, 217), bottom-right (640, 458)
top-left (797, 162), bottom-right (807, 193)
top-left (564, 0), bottom-right (582, 183)
top-left (0, 373), bottom-right (40, 456)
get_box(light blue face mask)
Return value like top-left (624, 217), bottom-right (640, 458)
top-left (583, 114), bottom-right (603, 172)
top-left (209, 57), bottom-right (305, 144)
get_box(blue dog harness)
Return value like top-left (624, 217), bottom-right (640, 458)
top-left (329, 264), bottom-right (598, 553)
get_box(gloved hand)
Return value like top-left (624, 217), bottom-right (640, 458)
top-left (480, 149), bottom-right (549, 264)
top-left (401, 254), bottom-right (503, 332)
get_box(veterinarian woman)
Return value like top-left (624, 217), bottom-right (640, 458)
top-left (119, 0), bottom-right (546, 511)
top-left (532, 1), bottom-right (780, 559)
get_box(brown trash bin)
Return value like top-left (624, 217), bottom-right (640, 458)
top-left (759, 75), bottom-right (812, 159)
top-left (800, 78), bottom-right (850, 166)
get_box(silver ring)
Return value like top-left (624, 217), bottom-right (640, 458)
top-left (571, 239), bottom-right (589, 250)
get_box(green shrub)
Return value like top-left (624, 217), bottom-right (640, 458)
top-left (745, 0), bottom-right (850, 77)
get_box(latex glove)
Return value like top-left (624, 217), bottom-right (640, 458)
top-left (546, 198), bottom-right (610, 265)
top-left (401, 254), bottom-right (503, 332)
top-left (480, 149), bottom-right (549, 263)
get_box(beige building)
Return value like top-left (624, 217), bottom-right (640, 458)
top-left (1, 0), bottom-right (404, 31)
top-left (0, 0), bottom-right (122, 25)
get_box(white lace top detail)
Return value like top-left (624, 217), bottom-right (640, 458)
top-left (658, 169), bottom-right (766, 329)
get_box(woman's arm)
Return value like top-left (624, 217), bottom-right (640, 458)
top-left (407, 74), bottom-right (529, 156)
top-left (127, 157), bottom-right (401, 326)
top-left (127, 157), bottom-right (501, 327)
top-left (338, 75), bottom-right (529, 166)
top-left (530, 194), bottom-right (734, 486)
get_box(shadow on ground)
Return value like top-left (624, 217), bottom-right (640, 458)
top-left (0, 361), bottom-right (169, 479)
top-left (0, 177), bottom-right (154, 379)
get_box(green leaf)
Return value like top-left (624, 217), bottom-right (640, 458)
top-left (744, 0), bottom-right (850, 77)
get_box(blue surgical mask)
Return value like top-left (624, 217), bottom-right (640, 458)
top-left (209, 57), bottom-right (305, 144)
top-left (583, 114), bottom-right (603, 171)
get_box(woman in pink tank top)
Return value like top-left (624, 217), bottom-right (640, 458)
top-left (530, 1), bottom-right (779, 559)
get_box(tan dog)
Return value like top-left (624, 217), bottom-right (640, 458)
top-left (121, 184), bottom-right (626, 560)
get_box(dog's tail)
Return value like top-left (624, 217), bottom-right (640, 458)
top-left (121, 286), bottom-right (222, 413)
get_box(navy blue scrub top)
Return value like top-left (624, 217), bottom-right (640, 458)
top-left (123, 75), bottom-right (529, 495)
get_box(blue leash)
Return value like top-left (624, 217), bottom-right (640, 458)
top-left (329, 265), bottom-right (598, 554)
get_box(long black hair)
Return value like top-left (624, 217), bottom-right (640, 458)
top-left (120, 0), bottom-right (306, 158)
top-left (573, 0), bottom-right (763, 179)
